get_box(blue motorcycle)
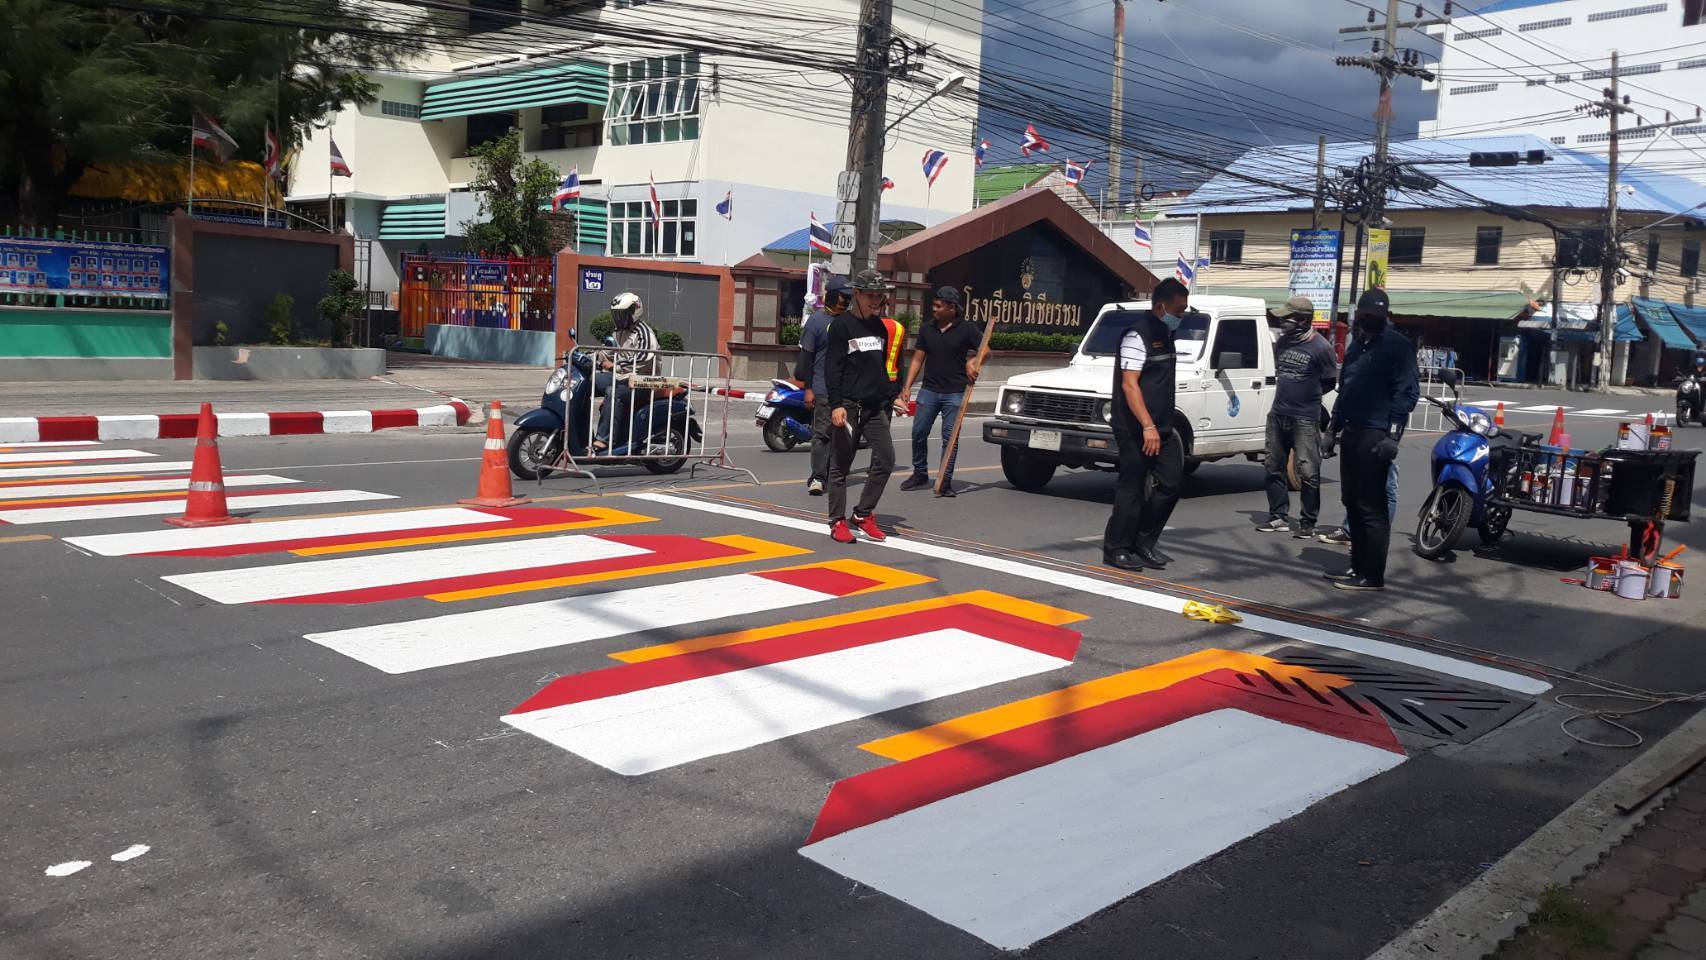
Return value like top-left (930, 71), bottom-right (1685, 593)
top-left (1413, 369), bottom-right (1533, 558)
top-left (508, 348), bottom-right (702, 480)
top-left (756, 378), bottom-right (814, 452)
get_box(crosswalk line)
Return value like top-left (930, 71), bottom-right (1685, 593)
top-left (305, 559), bottom-right (932, 674)
top-left (1514, 404), bottom-right (1564, 412)
top-left (0, 441), bottom-right (102, 449)
top-left (0, 461), bottom-right (195, 480)
top-left (0, 489), bottom-right (395, 525)
top-left (0, 449), bottom-right (158, 466)
top-left (0, 474), bottom-right (296, 502)
top-left (1572, 408), bottom-right (1627, 416)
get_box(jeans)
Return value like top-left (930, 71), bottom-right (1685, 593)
top-left (809, 402), bottom-right (833, 484)
top-left (910, 387), bottom-right (965, 483)
top-left (1264, 414), bottom-right (1321, 526)
top-left (829, 402), bottom-right (895, 520)
top-left (1386, 460), bottom-right (1400, 524)
top-left (1103, 428), bottom-right (1183, 556)
top-left (1341, 427), bottom-right (1393, 586)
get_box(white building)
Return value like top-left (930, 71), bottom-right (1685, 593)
top-left (1419, 0), bottom-right (1706, 169)
top-left (287, 0), bottom-right (984, 293)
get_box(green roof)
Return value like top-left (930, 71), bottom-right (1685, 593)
top-left (379, 199), bottom-right (447, 240)
top-left (974, 163), bottom-right (1056, 205)
top-left (421, 61), bottom-right (609, 120)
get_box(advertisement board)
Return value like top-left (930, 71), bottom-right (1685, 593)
top-left (1364, 228), bottom-right (1391, 291)
top-left (1286, 229), bottom-right (1341, 327)
top-left (0, 236), bottom-right (170, 300)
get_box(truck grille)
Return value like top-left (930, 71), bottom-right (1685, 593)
top-left (1020, 391), bottom-right (1097, 423)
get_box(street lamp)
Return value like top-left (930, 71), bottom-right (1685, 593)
top-left (883, 71), bottom-right (967, 136)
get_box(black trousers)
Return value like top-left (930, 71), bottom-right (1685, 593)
top-left (828, 402), bottom-right (895, 520)
top-left (1340, 427), bottom-right (1392, 586)
top-left (1103, 428), bottom-right (1182, 556)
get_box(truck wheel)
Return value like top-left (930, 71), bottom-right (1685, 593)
top-left (1000, 446), bottom-right (1056, 491)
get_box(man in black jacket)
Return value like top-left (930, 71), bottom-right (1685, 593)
top-left (793, 276), bottom-right (852, 495)
top-left (824, 269), bottom-right (907, 543)
top-left (1103, 277), bottom-right (1190, 572)
top-left (1324, 289), bottom-right (1419, 592)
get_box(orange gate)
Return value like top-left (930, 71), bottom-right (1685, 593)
top-left (398, 254), bottom-right (555, 339)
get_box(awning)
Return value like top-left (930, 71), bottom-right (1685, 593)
top-left (1668, 302), bottom-right (1706, 345)
top-left (1194, 286), bottom-right (1530, 319)
top-left (421, 61), bottom-right (609, 120)
top-left (1632, 298), bottom-right (1700, 350)
top-left (1616, 304), bottom-right (1643, 343)
top-left (379, 199), bottom-right (448, 240)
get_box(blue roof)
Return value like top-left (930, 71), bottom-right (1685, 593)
top-left (1633, 298), bottom-right (1703, 350)
top-left (1474, 0), bottom-right (1563, 12)
top-left (763, 220), bottom-right (918, 254)
top-left (1617, 304), bottom-right (1643, 343)
top-left (1178, 135), bottom-right (1706, 217)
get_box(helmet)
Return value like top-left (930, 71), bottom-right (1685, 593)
top-left (610, 292), bottom-right (644, 324)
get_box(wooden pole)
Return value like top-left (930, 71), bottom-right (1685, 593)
top-left (933, 304), bottom-right (998, 495)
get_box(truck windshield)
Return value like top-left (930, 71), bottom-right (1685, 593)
top-left (1080, 309), bottom-right (1211, 362)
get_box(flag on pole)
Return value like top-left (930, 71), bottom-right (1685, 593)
top-left (1020, 123), bottom-right (1049, 157)
top-left (809, 213), bottom-right (833, 255)
top-left (191, 113), bottom-right (238, 161)
top-left (648, 172), bottom-right (663, 230)
top-left (1133, 221), bottom-right (1152, 252)
top-left (975, 138), bottom-right (990, 168)
top-left (329, 138), bottom-right (353, 177)
top-left (921, 149), bottom-right (949, 186)
top-left (1062, 159), bottom-right (1089, 185)
top-left (716, 189), bottom-right (733, 219)
top-left (1175, 252), bottom-right (1196, 286)
top-left (1195, 255), bottom-right (1211, 270)
top-left (263, 125), bottom-right (283, 180)
top-left (881, 177), bottom-right (895, 191)
top-left (552, 167), bottom-right (580, 210)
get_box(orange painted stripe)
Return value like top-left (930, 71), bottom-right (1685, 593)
top-left (0, 488), bottom-right (194, 507)
top-left (0, 534), bottom-right (53, 544)
top-left (290, 506), bottom-right (658, 556)
top-left (610, 588), bottom-right (1076, 664)
top-left (0, 460), bottom-right (75, 468)
top-left (859, 648), bottom-right (1352, 762)
top-left (0, 473), bottom-right (151, 488)
top-left (425, 534), bottom-right (814, 602)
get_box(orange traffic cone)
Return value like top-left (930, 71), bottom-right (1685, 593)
top-left (460, 401), bottom-right (529, 507)
top-left (1494, 402), bottom-right (1505, 428)
top-left (1547, 406), bottom-right (1566, 445)
top-left (165, 403), bottom-right (248, 528)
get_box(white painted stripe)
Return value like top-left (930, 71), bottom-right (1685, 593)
top-left (0, 474), bottom-right (296, 501)
top-left (0, 489), bottom-right (395, 525)
top-left (418, 404), bottom-right (460, 428)
top-left (96, 415), bottom-right (161, 441)
top-left (0, 440), bottom-right (101, 449)
top-left (320, 410), bottom-right (373, 434)
top-left (0, 460), bottom-right (195, 479)
top-left (163, 534), bottom-right (651, 604)
top-left (306, 572), bottom-right (834, 674)
top-left (1515, 404), bottom-right (1565, 412)
top-left (65, 506), bottom-right (499, 557)
top-left (215, 412), bottom-right (273, 437)
top-left (504, 629), bottom-right (1072, 775)
top-left (0, 418), bottom-right (40, 443)
top-left (632, 493), bottom-right (1553, 695)
top-left (800, 708), bottom-right (1404, 950)
top-left (1571, 408), bottom-right (1627, 416)
top-left (0, 449), bottom-right (158, 465)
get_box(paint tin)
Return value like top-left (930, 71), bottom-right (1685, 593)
top-left (1585, 558), bottom-right (1618, 591)
top-left (1614, 561), bottom-right (1650, 601)
top-left (1619, 422), bottom-right (1652, 450)
top-left (1647, 562), bottom-right (1684, 599)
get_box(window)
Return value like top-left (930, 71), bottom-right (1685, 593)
top-left (1454, 26), bottom-right (1503, 40)
top-left (607, 53), bottom-right (701, 145)
top-left (1683, 239), bottom-right (1700, 277)
top-left (1557, 229), bottom-right (1605, 268)
top-left (1390, 227), bottom-right (1425, 265)
top-left (607, 197), bottom-right (698, 259)
top-left (1475, 226), bottom-right (1502, 265)
top-left (1210, 317), bottom-right (1259, 370)
top-left (540, 103), bottom-right (602, 150)
top-left (1682, 58), bottom-right (1706, 70)
top-left (1449, 83), bottom-right (1499, 95)
top-left (1648, 234), bottom-right (1662, 272)
top-left (467, 0), bottom-right (519, 34)
top-left (1578, 132), bottom-right (1613, 143)
top-left (1586, 3), bottom-right (1667, 23)
top-left (381, 100), bottom-right (422, 119)
top-left (1550, 135), bottom-right (1567, 144)
top-left (1520, 16), bottom-right (1572, 30)
top-left (1526, 78), bottom-right (1549, 86)
top-left (1555, 73), bottom-right (1573, 83)
top-left (1208, 229), bottom-right (1244, 264)
top-left (465, 112), bottom-right (515, 152)
top-left (1688, 0), bottom-right (1704, 25)
top-left (1586, 63), bottom-right (1661, 78)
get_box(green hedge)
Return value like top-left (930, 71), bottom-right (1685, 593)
top-left (585, 311), bottom-right (681, 351)
top-left (779, 322), bottom-right (802, 346)
top-left (988, 331), bottom-right (1081, 353)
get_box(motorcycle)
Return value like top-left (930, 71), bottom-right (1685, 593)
top-left (756, 379), bottom-right (814, 452)
top-left (1678, 366), bottom-right (1704, 426)
top-left (508, 347), bottom-right (702, 480)
top-left (1414, 369), bottom-right (1537, 559)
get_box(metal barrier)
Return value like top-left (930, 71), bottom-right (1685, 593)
top-left (546, 346), bottom-right (758, 492)
top-left (1408, 366), bottom-right (1464, 433)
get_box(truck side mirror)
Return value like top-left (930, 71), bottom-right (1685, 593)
top-left (1216, 352), bottom-right (1244, 370)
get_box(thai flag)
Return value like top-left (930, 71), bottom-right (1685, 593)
top-left (809, 213), bottom-right (832, 255)
top-left (1175, 253), bottom-right (1196, 286)
top-left (975, 138), bottom-right (990, 168)
top-left (716, 189), bottom-right (733, 219)
top-left (1195, 256), bottom-right (1211, 270)
top-left (552, 167), bottom-right (580, 211)
top-left (328, 137), bottom-right (352, 177)
top-left (922, 149), bottom-right (949, 186)
top-left (263, 125), bottom-right (283, 180)
top-left (648, 172), bottom-right (662, 229)
top-left (881, 177), bottom-right (895, 191)
top-left (1133, 221), bottom-right (1152, 252)
top-left (1020, 123), bottom-right (1049, 157)
top-left (191, 113), bottom-right (238, 162)
top-left (1063, 159), bottom-right (1089, 185)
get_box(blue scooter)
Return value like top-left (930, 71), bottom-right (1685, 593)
top-left (1413, 369), bottom-right (1534, 558)
top-left (756, 379), bottom-right (814, 452)
top-left (508, 347), bottom-right (702, 480)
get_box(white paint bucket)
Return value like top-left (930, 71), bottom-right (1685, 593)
top-left (1647, 562), bottom-right (1684, 600)
top-left (1614, 561), bottom-right (1650, 601)
top-left (1585, 558), bottom-right (1619, 591)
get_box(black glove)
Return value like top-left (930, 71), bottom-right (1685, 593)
top-left (1374, 427), bottom-right (1401, 463)
top-left (1321, 429), bottom-right (1339, 459)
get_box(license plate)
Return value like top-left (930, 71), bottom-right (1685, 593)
top-left (1028, 429), bottom-right (1062, 451)
top-left (755, 404), bottom-right (774, 420)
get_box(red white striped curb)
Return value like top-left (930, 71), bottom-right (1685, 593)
top-left (0, 400), bottom-right (472, 444)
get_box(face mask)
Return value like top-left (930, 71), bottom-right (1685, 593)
top-left (1160, 312), bottom-right (1183, 331)
top-left (1281, 321), bottom-right (1305, 340)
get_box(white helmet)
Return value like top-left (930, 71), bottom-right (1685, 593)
top-left (610, 291), bottom-right (644, 324)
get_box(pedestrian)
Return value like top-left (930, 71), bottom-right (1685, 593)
top-left (1258, 294), bottom-right (1339, 538)
top-left (1323, 289), bottom-right (1419, 591)
top-left (1102, 277), bottom-right (1189, 572)
top-left (794, 276), bottom-right (852, 496)
top-left (897, 286), bottom-right (989, 497)
top-left (824, 269), bottom-right (908, 543)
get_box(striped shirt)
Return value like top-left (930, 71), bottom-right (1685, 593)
top-left (611, 320), bottom-right (659, 372)
top-left (1118, 328), bottom-right (1147, 372)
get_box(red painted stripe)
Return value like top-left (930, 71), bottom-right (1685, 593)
top-left (157, 414), bottom-right (201, 439)
top-left (0, 485), bottom-right (311, 511)
top-left (754, 565), bottom-right (885, 597)
top-left (510, 604), bottom-right (1082, 716)
top-left (259, 533), bottom-right (749, 605)
top-left (369, 408), bottom-right (419, 431)
top-left (0, 473), bottom-right (190, 489)
top-left (449, 401), bottom-right (472, 424)
top-left (34, 417), bottom-right (100, 442)
top-left (146, 507), bottom-right (599, 557)
top-left (804, 669), bottom-right (1403, 845)
top-left (268, 411), bottom-right (325, 435)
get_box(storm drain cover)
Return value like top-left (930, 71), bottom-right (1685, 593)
top-left (1222, 648), bottom-right (1534, 745)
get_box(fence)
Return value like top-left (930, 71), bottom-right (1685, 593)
top-left (398, 254), bottom-right (555, 339)
top-left (0, 225), bottom-right (171, 311)
top-left (1408, 366), bottom-right (1465, 433)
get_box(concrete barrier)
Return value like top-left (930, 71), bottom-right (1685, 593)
top-left (426, 324), bottom-right (556, 366)
top-left (191, 346), bottom-right (387, 380)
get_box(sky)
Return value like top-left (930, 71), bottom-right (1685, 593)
top-left (974, 0), bottom-right (1442, 199)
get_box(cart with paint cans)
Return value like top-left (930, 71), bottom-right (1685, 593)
top-left (1488, 444), bottom-right (1697, 567)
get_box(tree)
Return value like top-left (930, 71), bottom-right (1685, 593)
top-left (462, 130), bottom-right (561, 258)
top-left (0, 0), bottom-right (426, 226)
top-left (317, 269), bottom-right (363, 347)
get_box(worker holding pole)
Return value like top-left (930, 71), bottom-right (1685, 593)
top-left (897, 286), bottom-right (992, 498)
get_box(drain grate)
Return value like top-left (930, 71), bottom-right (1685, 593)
top-left (1216, 648), bottom-right (1533, 745)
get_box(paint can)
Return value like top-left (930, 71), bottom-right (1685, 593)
top-left (1614, 561), bottom-right (1650, 601)
top-left (1585, 557), bottom-right (1619, 592)
top-left (1618, 422), bottom-right (1652, 450)
top-left (1647, 561), bottom-right (1684, 599)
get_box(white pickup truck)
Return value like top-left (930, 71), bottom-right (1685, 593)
top-left (983, 295), bottom-right (1327, 491)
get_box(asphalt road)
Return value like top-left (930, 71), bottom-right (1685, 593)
top-left (3, 383), bottom-right (1702, 960)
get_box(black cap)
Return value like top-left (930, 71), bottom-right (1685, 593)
top-left (1356, 288), bottom-right (1390, 319)
top-left (824, 275), bottom-right (851, 296)
top-left (933, 285), bottom-right (963, 307)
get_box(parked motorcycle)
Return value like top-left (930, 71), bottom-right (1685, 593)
top-left (1678, 365), bottom-right (1704, 426)
top-left (508, 348), bottom-right (702, 480)
top-left (756, 379), bottom-right (814, 452)
top-left (1414, 369), bottom-right (1537, 559)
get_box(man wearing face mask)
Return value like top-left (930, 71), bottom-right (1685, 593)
top-left (794, 276), bottom-right (852, 496)
top-left (1258, 295), bottom-right (1339, 538)
top-left (1323, 289), bottom-right (1418, 592)
top-left (1102, 277), bottom-right (1189, 572)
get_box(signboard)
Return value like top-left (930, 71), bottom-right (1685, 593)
top-left (1286, 229), bottom-right (1341, 327)
top-left (831, 223), bottom-right (858, 254)
top-left (1364, 228), bottom-right (1391, 291)
top-left (469, 262), bottom-right (508, 285)
top-left (0, 236), bottom-right (170, 300)
top-left (928, 223), bottom-right (1121, 335)
top-left (581, 268), bottom-right (604, 292)
top-left (836, 170), bottom-right (861, 202)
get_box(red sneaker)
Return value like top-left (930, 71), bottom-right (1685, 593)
top-left (851, 512), bottom-right (887, 542)
top-left (829, 518), bottom-right (856, 544)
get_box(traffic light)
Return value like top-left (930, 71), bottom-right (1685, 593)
top-left (1469, 150), bottom-right (1550, 167)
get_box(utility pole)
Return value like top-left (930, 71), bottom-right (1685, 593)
top-left (840, 0), bottom-right (895, 277)
top-left (1597, 51), bottom-right (1626, 392)
top-left (1108, 0), bottom-right (1125, 223)
top-left (1312, 135), bottom-right (1326, 230)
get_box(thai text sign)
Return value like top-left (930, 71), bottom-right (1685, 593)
top-left (962, 287), bottom-right (1083, 330)
top-left (0, 236), bottom-right (170, 300)
top-left (1287, 229), bottom-right (1341, 327)
top-left (1364, 228), bottom-right (1391, 291)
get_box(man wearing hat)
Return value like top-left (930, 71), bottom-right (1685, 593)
top-left (1323, 288), bottom-right (1419, 591)
top-left (897, 286), bottom-right (989, 497)
top-left (1258, 294), bottom-right (1339, 538)
top-left (794, 275), bottom-right (853, 496)
top-left (823, 269), bottom-right (908, 543)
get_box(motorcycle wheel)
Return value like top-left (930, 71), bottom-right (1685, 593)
top-left (643, 427), bottom-right (690, 475)
top-left (507, 427), bottom-right (557, 481)
top-left (762, 415), bottom-right (799, 453)
top-left (1477, 505), bottom-right (1512, 544)
top-left (1414, 485), bottom-right (1472, 559)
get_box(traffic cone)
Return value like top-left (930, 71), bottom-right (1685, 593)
top-left (1494, 402), bottom-right (1505, 428)
top-left (459, 401), bottom-right (529, 507)
top-left (165, 403), bottom-right (248, 528)
top-left (1547, 406), bottom-right (1566, 445)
